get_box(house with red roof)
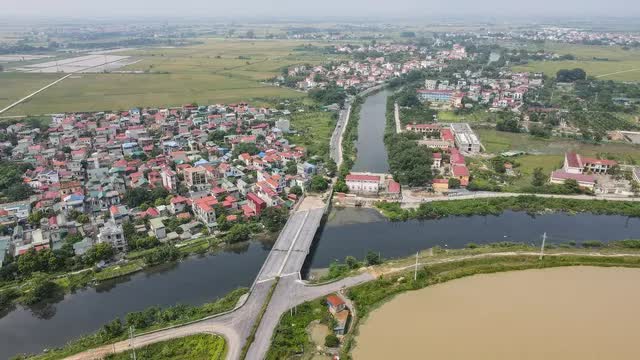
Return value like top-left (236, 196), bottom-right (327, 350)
top-left (193, 196), bottom-right (218, 226)
top-left (451, 165), bottom-right (470, 186)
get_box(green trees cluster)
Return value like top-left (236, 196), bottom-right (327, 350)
top-left (556, 68), bottom-right (586, 83)
top-left (310, 175), bottom-right (329, 192)
top-left (0, 161), bottom-right (33, 201)
top-left (385, 133), bottom-right (433, 187)
top-left (124, 187), bottom-right (170, 208)
top-left (223, 224), bottom-right (251, 244)
top-left (309, 85), bottom-right (347, 107)
top-left (376, 196), bottom-right (640, 222)
top-left (22, 273), bottom-right (61, 305)
top-left (143, 244), bottom-right (181, 265)
top-left (261, 207), bottom-right (288, 232)
top-left (496, 118), bottom-right (521, 133)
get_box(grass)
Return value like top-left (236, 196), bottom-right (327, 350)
top-left (0, 72), bottom-right (62, 111)
top-left (93, 260), bottom-right (145, 282)
top-left (511, 43), bottom-right (640, 81)
top-left (105, 334), bottom-right (226, 360)
top-left (0, 38), bottom-right (349, 116)
top-left (2, 72), bottom-right (303, 116)
top-left (437, 110), bottom-right (493, 123)
top-left (266, 298), bottom-right (332, 360)
top-left (476, 128), bottom-right (640, 161)
top-left (285, 110), bottom-right (336, 158)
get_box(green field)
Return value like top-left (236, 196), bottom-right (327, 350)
top-left (105, 334), bottom-right (226, 360)
top-left (2, 72), bottom-right (303, 115)
top-left (511, 43), bottom-right (640, 81)
top-left (0, 38), bottom-right (344, 115)
top-left (477, 128), bottom-right (640, 161)
top-left (286, 110), bottom-right (336, 158)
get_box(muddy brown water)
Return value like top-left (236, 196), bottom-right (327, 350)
top-left (353, 266), bottom-right (640, 360)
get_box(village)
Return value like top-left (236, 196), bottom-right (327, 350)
top-left (0, 101), bottom-right (331, 268)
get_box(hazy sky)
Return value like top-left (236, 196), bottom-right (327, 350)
top-left (3, 0), bottom-right (639, 18)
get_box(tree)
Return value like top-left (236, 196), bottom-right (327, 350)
top-left (289, 185), bottom-right (303, 196)
top-left (224, 224), bottom-right (251, 244)
top-left (100, 318), bottom-right (124, 340)
top-left (84, 243), bottom-right (114, 265)
top-left (632, 181), bottom-right (640, 197)
top-left (22, 273), bottom-right (60, 305)
top-left (496, 118), bottom-right (521, 133)
top-left (208, 130), bottom-right (227, 143)
top-left (232, 142), bottom-right (259, 157)
top-left (310, 175), bottom-right (329, 192)
top-left (448, 178), bottom-right (461, 189)
top-left (345, 256), bottom-right (359, 269)
top-left (285, 161), bottom-right (298, 175)
top-left (531, 167), bottom-right (547, 187)
top-left (334, 179), bottom-right (348, 193)
top-left (261, 207), bottom-right (288, 232)
top-left (365, 251), bottom-right (381, 266)
top-left (556, 68), bottom-right (586, 82)
top-left (563, 179), bottom-right (581, 194)
top-left (325, 334), bottom-right (340, 347)
top-left (325, 159), bottom-right (337, 177)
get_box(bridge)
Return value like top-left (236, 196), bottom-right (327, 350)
top-left (67, 195), bottom-right (374, 360)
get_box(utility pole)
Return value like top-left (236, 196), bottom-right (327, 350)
top-left (539, 232), bottom-right (547, 260)
top-left (129, 326), bottom-right (137, 360)
top-left (414, 251), bottom-right (419, 281)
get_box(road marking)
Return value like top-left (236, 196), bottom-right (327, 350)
top-left (280, 272), bottom-right (300, 278)
top-left (277, 211), bottom-right (310, 276)
top-left (0, 74), bottom-right (72, 115)
top-left (255, 277), bottom-right (276, 284)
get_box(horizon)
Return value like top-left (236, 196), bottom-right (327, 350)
top-left (3, 0), bottom-right (640, 20)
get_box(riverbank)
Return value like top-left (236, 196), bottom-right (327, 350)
top-left (353, 266), bottom-right (640, 360)
top-left (374, 195), bottom-right (640, 221)
top-left (267, 244), bottom-right (640, 359)
top-left (23, 288), bottom-right (247, 360)
top-left (0, 232), bottom-right (275, 318)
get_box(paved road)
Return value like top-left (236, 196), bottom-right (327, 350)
top-left (400, 190), bottom-right (640, 206)
top-left (394, 102), bottom-right (402, 133)
top-left (245, 273), bottom-right (375, 360)
top-left (330, 100), bottom-right (351, 167)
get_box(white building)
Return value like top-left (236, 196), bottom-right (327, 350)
top-left (450, 123), bottom-right (482, 154)
top-left (275, 118), bottom-right (290, 133)
top-left (345, 173), bottom-right (381, 193)
top-left (97, 221), bottom-right (127, 252)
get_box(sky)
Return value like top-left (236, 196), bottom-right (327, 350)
top-left (2, 0), bottom-right (640, 18)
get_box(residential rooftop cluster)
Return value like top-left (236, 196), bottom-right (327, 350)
top-left (419, 70), bottom-right (543, 111)
top-left (0, 101), bottom-right (323, 264)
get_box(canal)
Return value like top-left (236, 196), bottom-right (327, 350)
top-left (4, 208), bottom-right (640, 358)
top-left (351, 89), bottom-right (391, 174)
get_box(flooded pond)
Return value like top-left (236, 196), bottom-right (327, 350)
top-left (353, 266), bottom-right (640, 360)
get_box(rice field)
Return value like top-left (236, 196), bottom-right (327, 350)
top-left (0, 38), bottom-right (333, 115)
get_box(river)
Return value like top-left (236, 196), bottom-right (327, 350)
top-left (351, 89), bottom-right (390, 174)
top-left (4, 208), bottom-right (640, 358)
top-left (353, 266), bottom-right (640, 360)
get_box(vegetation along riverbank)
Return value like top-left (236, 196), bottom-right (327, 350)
top-left (104, 334), bottom-right (227, 360)
top-left (21, 288), bottom-right (247, 360)
top-left (374, 195), bottom-right (640, 221)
